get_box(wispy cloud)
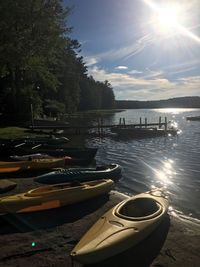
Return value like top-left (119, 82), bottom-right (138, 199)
top-left (82, 33), bottom-right (156, 67)
top-left (88, 66), bottom-right (200, 100)
top-left (128, 70), bottom-right (143, 74)
top-left (115, 66), bottom-right (128, 70)
top-left (162, 59), bottom-right (200, 75)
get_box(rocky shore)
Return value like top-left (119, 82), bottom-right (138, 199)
top-left (0, 177), bottom-right (199, 267)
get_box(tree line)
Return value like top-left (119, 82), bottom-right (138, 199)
top-left (116, 96), bottom-right (200, 109)
top-left (0, 0), bottom-right (115, 122)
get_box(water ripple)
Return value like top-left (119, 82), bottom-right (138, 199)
top-left (87, 108), bottom-right (200, 219)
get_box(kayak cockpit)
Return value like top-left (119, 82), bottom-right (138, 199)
top-left (115, 197), bottom-right (162, 221)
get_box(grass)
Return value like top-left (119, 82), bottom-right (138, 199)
top-left (65, 109), bottom-right (125, 118)
top-left (0, 127), bottom-right (41, 139)
top-left (78, 109), bottom-right (125, 115)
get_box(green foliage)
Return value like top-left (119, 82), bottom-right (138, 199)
top-left (0, 0), bottom-right (115, 122)
top-left (44, 99), bottom-right (65, 116)
top-left (78, 77), bottom-right (115, 111)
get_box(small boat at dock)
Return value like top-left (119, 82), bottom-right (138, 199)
top-left (186, 116), bottom-right (200, 121)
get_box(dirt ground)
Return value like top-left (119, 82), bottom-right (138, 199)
top-left (0, 177), bottom-right (199, 267)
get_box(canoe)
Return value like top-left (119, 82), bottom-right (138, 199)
top-left (0, 158), bottom-right (69, 173)
top-left (0, 179), bottom-right (114, 214)
top-left (71, 189), bottom-right (169, 264)
top-left (34, 163), bottom-right (122, 184)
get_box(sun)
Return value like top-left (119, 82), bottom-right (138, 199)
top-left (155, 4), bottom-right (182, 35)
top-left (156, 5), bottom-right (180, 33)
top-left (145, 1), bottom-right (183, 36)
top-left (144, 0), bottom-right (200, 44)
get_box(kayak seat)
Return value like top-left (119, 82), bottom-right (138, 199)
top-left (115, 197), bottom-right (162, 221)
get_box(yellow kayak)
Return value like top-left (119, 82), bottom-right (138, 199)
top-left (0, 179), bottom-right (113, 214)
top-left (71, 189), bottom-right (169, 264)
top-left (0, 158), bottom-right (67, 173)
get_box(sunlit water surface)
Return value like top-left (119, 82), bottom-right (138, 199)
top-left (85, 109), bottom-right (200, 220)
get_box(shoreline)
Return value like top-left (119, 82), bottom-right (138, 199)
top-left (0, 178), bottom-right (199, 267)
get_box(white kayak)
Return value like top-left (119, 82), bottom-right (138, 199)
top-left (71, 188), bottom-right (169, 264)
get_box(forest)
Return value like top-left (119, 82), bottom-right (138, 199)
top-left (116, 96), bottom-right (200, 109)
top-left (0, 0), bottom-right (115, 122)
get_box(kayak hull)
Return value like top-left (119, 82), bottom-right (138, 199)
top-left (71, 189), bottom-right (169, 264)
top-left (0, 179), bottom-right (113, 214)
top-left (0, 158), bottom-right (66, 173)
top-left (34, 163), bottom-right (122, 184)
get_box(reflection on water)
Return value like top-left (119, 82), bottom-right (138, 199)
top-left (86, 108), bottom-right (200, 220)
top-left (140, 159), bottom-right (175, 186)
top-left (154, 108), bottom-right (198, 114)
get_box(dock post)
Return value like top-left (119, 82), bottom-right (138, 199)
top-left (159, 116), bottom-right (161, 128)
top-left (97, 118), bottom-right (100, 136)
top-left (145, 118), bottom-right (147, 128)
top-left (119, 118), bottom-right (122, 125)
top-left (165, 117), bottom-right (167, 131)
top-left (101, 117), bottom-right (103, 136)
top-left (123, 117), bottom-right (126, 127)
top-left (140, 117), bottom-right (142, 128)
top-left (30, 103), bottom-right (34, 130)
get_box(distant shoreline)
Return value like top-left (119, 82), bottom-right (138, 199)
top-left (116, 96), bottom-right (200, 109)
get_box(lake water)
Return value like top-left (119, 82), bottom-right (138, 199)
top-left (85, 108), bottom-right (200, 220)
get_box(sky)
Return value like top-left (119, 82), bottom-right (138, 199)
top-left (64, 0), bottom-right (200, 101)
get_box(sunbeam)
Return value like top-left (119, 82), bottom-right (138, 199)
top-left (144, 0), bottom-right (200, 44)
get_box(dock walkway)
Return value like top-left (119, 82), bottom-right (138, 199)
top-left (29, 116), bottom-right (171, 136)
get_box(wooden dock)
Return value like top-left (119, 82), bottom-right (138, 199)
top-left (29, 117), bottom-right (170, 136)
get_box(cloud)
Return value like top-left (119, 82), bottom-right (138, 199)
top-left (163, 59), bottom-right (200, 75)
top-left (82, 33), bottom-right (156, 66)
top-left (84, 56), bottom-right (99, 67)
top-left (88, 66), bottom-right (200, 100)
top-left (128, 70), bottom-right (143, 74)
top-left (115, 66), bottom-right (128, 70)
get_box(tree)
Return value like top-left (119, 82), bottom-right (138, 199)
top-left (0, 0), bottom-right (71, 121)
top-left (0, 0), bottom-right (116, 122)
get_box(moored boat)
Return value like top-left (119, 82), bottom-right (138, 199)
top-left (0, 179), bottom-right (114, 214)
top-left (186, 116), bottom-right (200, 121)
top-left (34, 163), bottom-right (122, 184)
top-left (71, 189), bottom-right (169, 264)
